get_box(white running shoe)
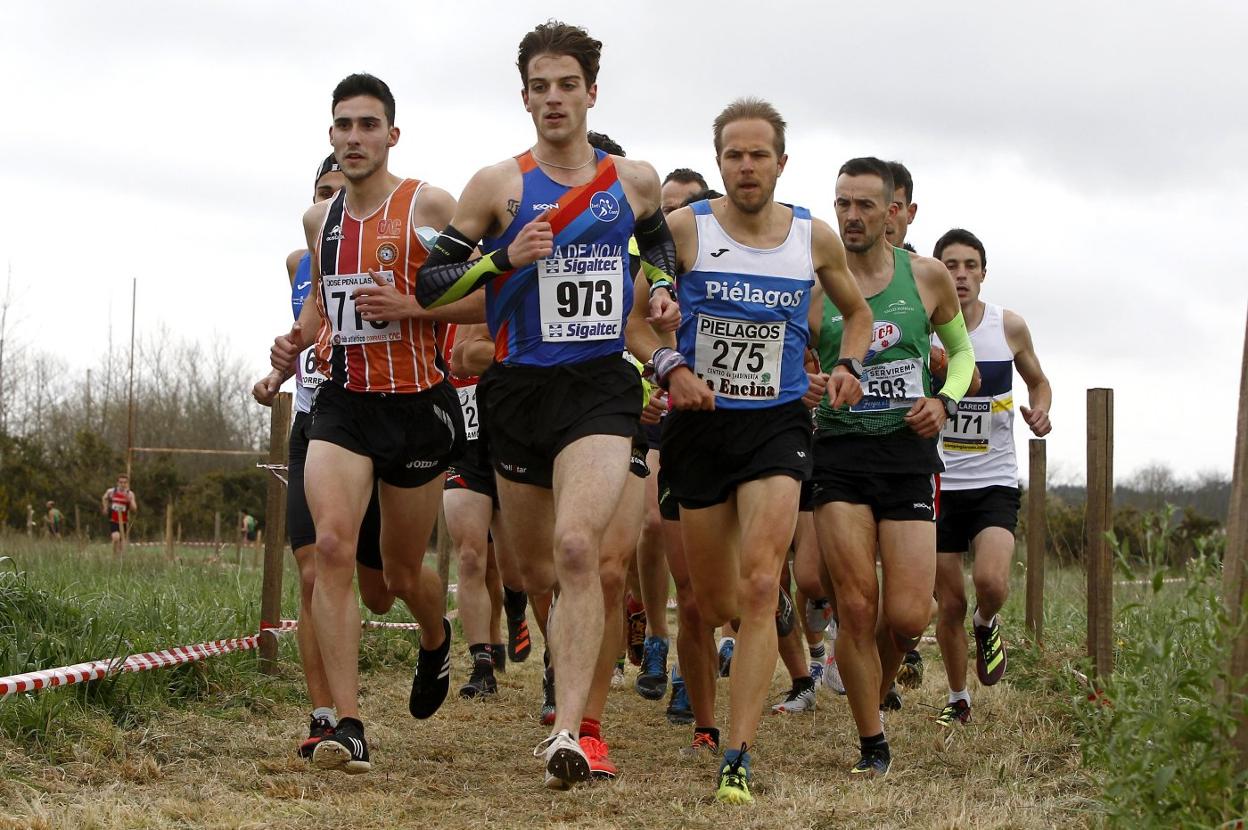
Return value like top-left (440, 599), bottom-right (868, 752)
top-left (611, 664), bottom-right (626, 687)
top-left (804, 598), bottom-right (832, 634)
top-left (823, 654), bottom-right (846, 695)
top-left (534, 729), bottom-right (590, 790)
top-left (771, 682), bottom-right (817, 713)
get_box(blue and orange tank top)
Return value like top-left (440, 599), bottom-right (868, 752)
top-left (290, 252), bottom-right (323, 414)
top-left (313, 179), bottom-right (446, 394)
top-left (676, 200), bottom-right (815, 410)
top-left (479, 149), bottom-right (636, 366)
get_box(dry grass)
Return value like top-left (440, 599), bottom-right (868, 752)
top-left (0, 616), bottom-right (1098, 830)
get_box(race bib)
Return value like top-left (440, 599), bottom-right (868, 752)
top-left (694, 314), bottom-right (784, 401)
top-left (457, 384), bottom-right (479, 442)
top-left (298, 346), bottom-right (326, 389)
top-left (850, 358), bottom-right (924, 412)
top-left (537, 254), bottom-right (623, 342)
top-left (942, 399), bottom-right (990, 453)
top-left (323, 272), bottom-right (401, 345)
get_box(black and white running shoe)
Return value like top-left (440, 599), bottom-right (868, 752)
top-left (409, 618), bottom-right (452, 719)
top-left (311, 717), bottom-right (371, 774)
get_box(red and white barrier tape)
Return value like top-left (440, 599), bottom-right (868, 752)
top-left (0, 615), bottom-right (449, 701)
top-left (0, 621), bottom-right (298, 701)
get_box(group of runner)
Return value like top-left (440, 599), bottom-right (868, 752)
top-left (251, 20), bottom-right (1052, 804)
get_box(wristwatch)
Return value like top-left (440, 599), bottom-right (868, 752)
top-left (834, 357), bottom-right (864, 377)
top-left (937, 393), bottom-right (958, 420)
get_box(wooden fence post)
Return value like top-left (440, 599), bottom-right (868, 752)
top-left (164, 502), bottom-right (174, 561)
top-left (1223, 309), bottom-right (1248, 773)
top-left (1025, 439), bottom-right (1047, 643)
top-left (259, 392), bottom-right (292, 673)
top-left (213, 511), bottom-right (221, 552)
top-left (235, 511), bottom-right (243, 565)
top-left (74, 505), bottom-right (81, 539)
top-left (435, 508), bottom-right (452, 607)
top-left (26, 505), bottom-right (33, 537)
top-left (1086, 388), bottom-right (1114, 678)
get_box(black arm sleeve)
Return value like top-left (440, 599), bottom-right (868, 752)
top-left (416, 225), bottom-right (512, 309)
top-left (633, 207), bottom-right (678, 288)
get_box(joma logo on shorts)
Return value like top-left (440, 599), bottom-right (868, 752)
top-left (406, 460), bottom-right (437, 469)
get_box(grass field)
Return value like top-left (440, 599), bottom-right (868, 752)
top-left (0, 534), bottom-right (1243, 829)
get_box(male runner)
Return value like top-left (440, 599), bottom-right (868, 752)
top-left (661, 168), bottom-right (708, 215)
top-left (45, 501), bottom-right (65, 538)
top-left (101, 474), bottom-right (137, 555)
top-left (415, 21), bottom-right (679, 790)
top-left (265, 73), bottom-right (482, 774)
top-left (932, 228), bottom-right (1051, 726)
top-left (809, 157), bottom-right (974, 777)
top-left (252, 153), bottom-right (401, 761)
top-left (654, 98), bottom-right (871, 803)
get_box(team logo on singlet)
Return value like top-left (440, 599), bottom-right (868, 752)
top-left (377, 242), bottom-right (398, 265)
top-left (589, 191), bottom-right (620, 222)
top-left (867, 320), bottom-right (902, 360)
top-left (377, 218), bottom-right (403, 238)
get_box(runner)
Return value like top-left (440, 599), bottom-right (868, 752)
top-left (252, 153), bottom-right (402, 762)
top-left (931, 227), bottom-right (1051, 726)
top-left (656, 98), bottom-right (871, 803)
top-left (266, 73), bottom-right (484, 775)
top-left (101, 474), bottom-right (137, 556)
top-left (44, 501), bottom-right (65, 538)
top-left (239, 511), bottom-right (259, 546)
top-left (809, 156), bottom-right (975, 778)
top-left (661, 168), bottom-right (709, 215)
top-left (416, 21), bottom-right (680, 790)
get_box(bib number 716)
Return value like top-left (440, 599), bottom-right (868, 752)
top-left (322, 272), bottom-right (401, 345)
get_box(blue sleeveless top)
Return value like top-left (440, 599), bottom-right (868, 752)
top-left (676, 200), bottom-right (816, 409)
top-left (480, 149), bottom-right (636, 366)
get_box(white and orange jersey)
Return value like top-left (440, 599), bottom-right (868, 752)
top-left (436, 323), bottom-right (481, 389)
top-left (438, 323), bottom-right (482, 442)
top-left (313, 179), bottom-right (446, 394)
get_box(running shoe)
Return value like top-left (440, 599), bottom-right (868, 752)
top-left (771, 680), bottom-right (816, 714)
top-left (896, 649), bottom-right (924, 689)
top-left (974, 615), bottom-right (1007, 686)
top-left (715, 747), bottom-right (752, 804)
top-left (458, 658), bottom-right (497, 699)
top-left (823, 654), bottom-right (846, 695)
top-left (882, 684), bottom-right (902, 712)
top-left (718, 638), bottom-right (735, 678)
top-left (680, 730), bottom-right (720, 758)
top-left (936, 699), bottom-right (972, 727)
top-left (409, 618), bottom-right (452, 719)
top-left (636, 636), bottom-right (669, 700)
top-left (626, 597), bottom-right (647, 666)
top-left (504, 588), bottom-right (531, 663)
top-left (540, 664), bottom-right (556, 726)
top-left (311, 717), bottom-right (370, 774)
top-left (579, 734), bottom-right (618, 780)
top-left (776, 588), bottom-right (795, 637)
top-left (850, 749), bottom-right (891, 778)
top-left (804, 597), bottom-right (832, 634)
top-left (534, 729), bottom-right (591, 790)
top-left (666, 672), bottom-right (693, 725)
top-left (297, 715), bottom-right (335, 760)
top-left (809, 659), bottom-right (825, 687)
top-left (490, 643), bottom-right (506, 674)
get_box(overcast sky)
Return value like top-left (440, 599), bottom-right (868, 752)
top-left (2, 1), bottom-right (1245, 485)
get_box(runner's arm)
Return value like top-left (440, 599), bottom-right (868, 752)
top-left (1005, 309), bottom-right (1052, 435)
top-left (451, 323), bottom-right (496, 377)
top-left (811, 220), bottom-right (870, 364)
top-left (625, 268), bottom-right (676, 362)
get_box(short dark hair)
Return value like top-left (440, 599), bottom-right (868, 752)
top-left (664, 168), bottom-right (708, 190)
top-left (887, 160), bottom-right (914, 204)
top-left (681, 188), bottom-right (721, 208)
top-left (902, 242), bottom-right (917, 253)
top-left (587, 131), bottom-right (625, 157)
top-left (518, 20), bottom-right (602, 87)
top-left (713, 98), bottom-right (787, 157)
top-left (332, 73), bottom-right (396, 125)
top-left (837, 157), bottom-right (894, 202)
top-left (933, 228), bottom-right (988, 270)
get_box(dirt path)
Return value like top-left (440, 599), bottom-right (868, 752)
top-left (0, 636), bottom-right (1096, 830)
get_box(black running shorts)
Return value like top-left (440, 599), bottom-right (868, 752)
top-left (936, 485), bottom-right (1020, 553)
top-left (478, 354), bottom-right (642, 489)
top-left (287, 410), bottom-right (383, 569)
top-left (308, 381), bottom-right (464, 488)
top-left (656, 467), bottom-right (679, 522)
top-left (659, 400), bottom-right (813, 510)
top-left (444, 440), bottom-right (500, 506)
top-left (643, 420), bottom-right (663, 451)
top-left (630, 424), bottom-right (650, 479)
